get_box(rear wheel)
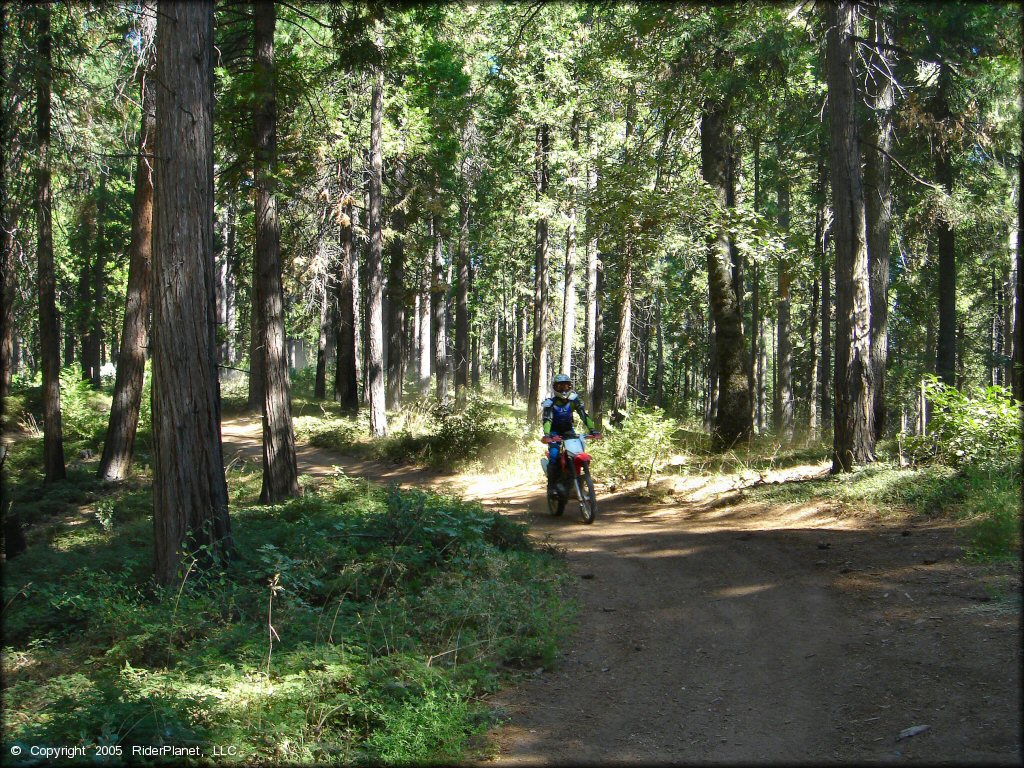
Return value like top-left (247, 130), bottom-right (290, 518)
top-left (577, 466), bottom-right (596, 524)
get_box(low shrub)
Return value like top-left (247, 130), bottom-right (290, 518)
top-left (590, 403), bottom-right (676, 484)
top-left (903, 377), bottom-right (1020, 468)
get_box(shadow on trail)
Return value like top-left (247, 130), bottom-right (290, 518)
top-left (478, 484), bottom-right (1018, 765)
top-left (219, 417), bottom-right (1020, 765)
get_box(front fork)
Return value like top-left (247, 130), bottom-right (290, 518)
top-left (572, 463), bottom-right (587, 501)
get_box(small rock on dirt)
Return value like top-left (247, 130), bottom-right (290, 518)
top-left (896, 724), bottom-right (930, 741)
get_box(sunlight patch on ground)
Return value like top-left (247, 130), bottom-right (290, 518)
top-left (710, 583), bottom-right (775, 599)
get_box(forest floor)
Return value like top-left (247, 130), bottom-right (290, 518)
top-left (221, 416), bottom-right (1021, 766)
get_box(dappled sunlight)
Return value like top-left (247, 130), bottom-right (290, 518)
top-left (710, 583), bottom-right (775, 599)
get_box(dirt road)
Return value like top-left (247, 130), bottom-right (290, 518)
top-left (221, 418), bottom-right (1021, 765)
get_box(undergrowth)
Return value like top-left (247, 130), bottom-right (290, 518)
top-left (3, 469), bottom-right (573, 764)
top-left (294, 391), bottom-right (534, 475)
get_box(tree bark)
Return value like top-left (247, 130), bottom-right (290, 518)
top-left (591, 256), bottom-right (605, 430)
top-left (612, 97), bottom-right (636, 423)
top-left (865, 4), bottom-right (893, 438)
top-left (561, 112), bottom-right (580, 378)
top-left (333, 155), bottom-right (359, 414)
top-left (528, 121), bottom-right (550, 423)
top-left (99, 0), bottom-right (156, 481)
top-left (584, 162), bottom-right (598, 413)
top-left (35, 3), bottom-right (65, 482)
top-left (151, 0), bottom-right (230, 584)
top-left (935, 138), bottom-right (956, 386)
top-left (0, 0), bottom-right (25, 557)
top-left (748, 139), bottom-right (760, 430)
top-left (366, 67), bottom-right (387, 435)
top-left (700, 98), bottom-right (751, 449)
top-left (314, 275), bottom-right (330, 399)
top-left (775, 171), bottom-right (793, 442)
top-left (455, 191), bottom-right (470, 405)
top-left (654, 295), bottom-right (665, 407)
top-left (826, 0), bottom-right (875, 471)
top-left (386, 156), bottom-right (408, 409)
top-left (1016, 5), bottom-right (1024, 403)
top-left (810, 156), bottom-right (827, 439)
top-left (611, 259), bottom-right (632, 423)
top-left (88, 177), bottom-right (107, 389)
top-left (0, 0), bottom-right (13, 403)
top-left (253, 1), bottom-right (298, 502)
top-left (418, 254), bottom-right (431, 392)
top-left (246, 257), bottom-right (264, 411)
top-left (431, 214), bottom-right (448, 402)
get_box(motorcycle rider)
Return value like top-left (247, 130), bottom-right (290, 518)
top-left (542, 373), bottom-right (597, 497)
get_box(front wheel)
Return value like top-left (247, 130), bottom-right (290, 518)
top-left (548, 493), bottom-right (566, 516)
top-left (576, 466), bottom-right (596, 524)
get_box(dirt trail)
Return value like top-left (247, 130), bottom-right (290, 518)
top-left (221, 418), bottom-right (1021, 765)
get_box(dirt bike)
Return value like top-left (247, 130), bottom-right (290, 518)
top-left (540, 432), bottom-right (601, 524)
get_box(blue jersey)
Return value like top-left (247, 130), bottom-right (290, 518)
top-left (541, 391), bottom-right (594, 436)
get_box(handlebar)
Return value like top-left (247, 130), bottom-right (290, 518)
top-left (542, 433), bottom-right (603, 444)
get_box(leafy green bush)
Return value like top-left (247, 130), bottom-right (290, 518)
top-left (590, 403), bottom-right (676, 484)
top-left (904, 377), bottom-right (1020, 468)
top-left (296, 393), bottom-right (528, 471)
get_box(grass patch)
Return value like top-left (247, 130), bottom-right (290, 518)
top-left (745, 456), bottom-right (1021, 560)
top-left (3, 468), bottom-right (574, 764)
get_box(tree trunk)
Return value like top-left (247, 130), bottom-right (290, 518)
top-left (612, 98), bottom-right (636, 423)
top-left (810, 155), bottom-right (827, 439)
top-left (826, 0), bottom-right (875, 471)
top-left (1005, 237), bottom-right (1016, 386)
top-left (455, 192), bottom-right (470, 405)
top-left (490, 314), bottom-right (500, 384)
top-left (705, 314), bottom-right (719, 430)
top-left (528, 121), bottom-right (550, 423)
top-left (865, 4), bottom-right (893, 438)
top-left (431, 214), bottom-right (449, 402)
top-left (935, 150), bottom-right (956, 387)
top-left (700, 99), bottom-right (751, 448)
top-left (151, 0), bottom-right (230, 584)
top-left (418, 256), bottom-right (431, 392)
top-left (654, 295), bottom-right (665, 407)
top-left (1016, 6), bottom-right (1024, 403)
top-left (560, 113), bottom-right (580, 378)
top-left (333, 155), bottom-right (359, 414)
top-left (0, 0), bottom-right (14, 403)
top-left (386, 156), bottom-right (407, 410)
top-left (252, 0), bottom-right (298, 502)
top-left (584, 165), bottom-right (598, 413)
top-left (246, 256), bottom-right (264, 411)
top-left (809, 267), bottom-right (820, 441)
top-left (99, 1), bottom-right (156, 481)
top-left (88, 177), bottom-right (107, 389)
top-left (592, 260), bottom-right (605, 429)
top-left (748, 139), bottom-right (760, 430)
top-left (35, 3), bottom-right (65, 482)
top-left (612, 259), bottom-right (632, 422)
top-left (775, 171), bottom-right (794, 442)
top-left (0, 0), bottom-right (25, 557)
top-left (314, 275), bottom-right (330, 399)
top-left (217, 201), bottom-right (237, 366)
top-left (366, 68), bottom-right (387, 436)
